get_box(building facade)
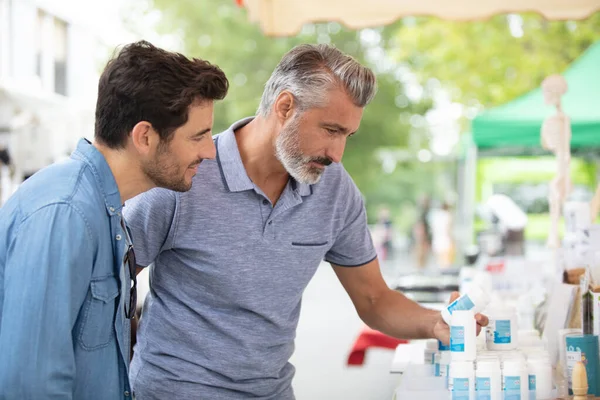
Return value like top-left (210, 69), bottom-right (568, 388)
top-left (0, 0), bottom-right (112, 203)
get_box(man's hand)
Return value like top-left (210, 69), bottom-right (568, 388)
top-left (433, 291), bottom-right (488, 345)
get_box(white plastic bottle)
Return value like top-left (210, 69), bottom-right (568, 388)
top-left (435, 352), bottom-right (452, 379)
top-left (450, 309), bottom-right (477, 361)
top-left (435, 340), bottom-right (451, 378)
top-left (442, 284), bottom-right (490, 325)
top-left (502, 357), bottom-right (528, 400)
top-left (449, 360), bottom-right (475, 400)
top-left (475, 356), bottom-right (502, 400)
top-left (527, 354), bottom-right (553, 400)
top-left (486, 305), bottom-right (518, 351)
top-left (424, 339), bottom-right (438, 364)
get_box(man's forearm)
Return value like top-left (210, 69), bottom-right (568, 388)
top-left (360, 289), bottom-right (440, 340)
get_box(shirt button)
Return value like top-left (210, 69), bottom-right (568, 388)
top-left (124, 391), bottom-right (130, 397)
top-left (109, 207), bottom-right (115, 212)
top-left (262, 199), bottom-right (269, 205)
top-left (115, 234), bottom-right (122, 241)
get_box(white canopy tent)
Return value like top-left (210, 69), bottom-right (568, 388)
top-left (239, 0), bottom-right (600, 36)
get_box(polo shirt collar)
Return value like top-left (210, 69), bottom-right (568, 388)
top-left (216, 117), bottom-right (313, 197)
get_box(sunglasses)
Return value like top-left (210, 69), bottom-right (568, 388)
top-left (121, 218), bottom-right (137, 319)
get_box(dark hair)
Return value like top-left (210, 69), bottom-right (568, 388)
top-left (94, 40), bottom-right (229, 148)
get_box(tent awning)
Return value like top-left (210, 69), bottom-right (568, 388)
top-left (472, 41), bottom-right (600, 150)
top-left (238, 0), bottom-right (600, 36)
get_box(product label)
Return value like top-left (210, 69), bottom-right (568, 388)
top-left (435, 363), bottom-right (440, 376)
top-left (451, 326), bottom-right (465, 352)
top-left (451, 378), bottom-right (471, 400)
top-left (450, 377), bottom-right (470, 391)
top-left (438, 340), bottom-right (451, 351)
top-left (493, 320), bottom-right (511, 344)
top-left (476, 391), bottom-right (491, 400)
top-left (477, 377), bottom-right (490, 390)
top-left (529, 374), bottom-right (536, 390)
top-left (503, 375), bottom-right (521, 400)
top-left (476, 377), bottom-right (491, 400)
top-left (447, 294), bottom-right (475, 314)
top-left (486, 319), bottom-right (512, 345)
top-left (452, 391), bottom-right (470, 400)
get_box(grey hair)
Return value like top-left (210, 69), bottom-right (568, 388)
top-left (257, 44), bottom-right (377, 117)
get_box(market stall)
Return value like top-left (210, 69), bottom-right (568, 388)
top-left (234, 2), bottom-right (600, 398)
top-left (236, 0), bottom-right (599, 36)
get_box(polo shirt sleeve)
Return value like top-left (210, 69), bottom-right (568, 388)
top-left (123, 188), bottom-right (178, 267)
top-left (324, 171), bottom-right (377, 267)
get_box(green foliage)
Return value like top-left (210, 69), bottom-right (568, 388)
top-left (390, 13), bottom-right (600, 107)
top-left (136, 0), bottom-right (435, 229)
top-left (133, 1), bottom-right (600, 232)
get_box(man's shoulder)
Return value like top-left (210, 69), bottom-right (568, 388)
top-left (10, 159), bottom-right (104, 221)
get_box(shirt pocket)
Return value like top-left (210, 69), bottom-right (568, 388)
top-left (291, 240), bottom-right (330, 247)
top-left (78, 275), bottom-right (120, 350)
top-left (289, 237), bottom-right (331, 270)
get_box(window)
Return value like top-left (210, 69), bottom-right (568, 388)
top-left (36, 9), bottom-right (45, 79)
top-left (53, 18), bottom-right (68, 95)
top-left (0, 0), bottom-right (10, 78)
top-left (35, 8), bottom-right (69, 95)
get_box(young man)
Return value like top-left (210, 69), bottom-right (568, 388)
top-left (125, 44), bottom-right (487, 399)
top-left (0, 41), bottom-right (228, 399)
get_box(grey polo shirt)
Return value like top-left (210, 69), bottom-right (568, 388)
top-left (124, 117), bottom-right (377, 400)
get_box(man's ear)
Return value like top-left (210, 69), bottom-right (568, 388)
top-left (274, 91), bottom-right (296, 123)
top-left (130, 121), bottom-right (158, 155)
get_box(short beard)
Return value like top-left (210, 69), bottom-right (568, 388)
top-left (142, 140), bottom-right (194, 192)
top-left (274, 115), bottom-right (331, 185)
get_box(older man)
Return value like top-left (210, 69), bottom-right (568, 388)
top-left (125, 44), bottom-right (486, 400)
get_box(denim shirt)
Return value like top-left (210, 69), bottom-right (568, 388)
top-left (0, 139), bottom-right (131, 399)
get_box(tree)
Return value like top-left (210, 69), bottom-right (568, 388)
top-left (130, 0), bottom-right (436, 225)
top-left (390, 13), bottom-right (600, 108)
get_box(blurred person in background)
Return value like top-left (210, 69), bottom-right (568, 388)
top-left (431, 201), bottom-right (455, 269)
top-left (413, 195), bottom-right (432, 269)
top-left (124, 44), bottom-right (487, 400)
top-left (0, 146), bottom-right (14, 204)
top-left (0, 41), bottom-right (228, 399)
top-left (374, 206), bottom-right (394, 261)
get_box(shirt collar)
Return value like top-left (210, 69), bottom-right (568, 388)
top-left (216, 117), bottom-right (312, 197)
top-left (71, 138), bottom-right (123, 216)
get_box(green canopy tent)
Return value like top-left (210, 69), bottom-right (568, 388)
top-left (472, 41), bottom-right (600, 153)
top-left (463, 42), bottom-right (600, 242)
